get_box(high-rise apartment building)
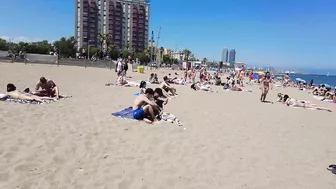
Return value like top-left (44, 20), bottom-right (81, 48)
top-left (229, 49), bottom-right (236, 65)
top-left (75, 0), bottom-right (150, 52)
top-left (221, 48), bottom-right (228, 63)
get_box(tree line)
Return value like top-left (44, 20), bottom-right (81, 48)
top-left (0, 35), bottom-right (198, 66)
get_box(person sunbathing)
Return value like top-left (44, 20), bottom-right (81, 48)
top-left (282, 94), bottom-right (332, 112)
top-left (3, 83), bottom-right (55, 103)
top-left (160, 76), bottom-right (178, 96)
top-left (132, 88), bottom-right (159, 124)
top-left (35, 77), bottom-right (60, 99)
top-left (149, 73), bottom-right (159, 84)
top-left (191, 82), bottom-right (217, 92)
top-left (115, 71), bottom-right (139, 87)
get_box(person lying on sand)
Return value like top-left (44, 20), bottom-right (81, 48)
top-left (115, 71), bottom-right (140, 87)
top-left (191, 82), bottom-right (217, 92)
top-left (3, 83), bottom-right (55, 103)
top-left (278, 93), bottom-right (332, 112)
top-left (132, 88), bottom-right (159, 124)
top-left (160, 76), bottom-right (178, 96)
top-left (35, 77), bottom-right (60, 99)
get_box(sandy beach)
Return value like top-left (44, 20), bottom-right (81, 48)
top-left (0, 63), bottom-right (335, 189)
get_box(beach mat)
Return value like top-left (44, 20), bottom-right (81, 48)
top-left (0, 93), bottom-right (72, 105)
top-left (112, 107), bottom-right (183, 126)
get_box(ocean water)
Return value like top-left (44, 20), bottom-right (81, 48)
top-left (279, 74), bottom-right (336, 87)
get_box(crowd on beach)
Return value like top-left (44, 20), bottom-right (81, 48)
top-left (1, 58), bottom-right (334, 124)
top-left (119, 62), bottom-right (333, 123)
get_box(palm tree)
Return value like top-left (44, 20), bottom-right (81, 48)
top-left (202, 58), bottom-right (208, 64)
top-left (182, 49), bottom-right (191, 62)
top-left (97, 33), bottom-right (107, 52)
top-left (159, 47), bottom-right (164, 66)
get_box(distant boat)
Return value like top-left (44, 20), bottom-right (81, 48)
top-left (327, 72), bottom-right (330, 76)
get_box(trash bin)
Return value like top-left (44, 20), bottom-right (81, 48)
top-left (137, 66), bottom-right (144, 73)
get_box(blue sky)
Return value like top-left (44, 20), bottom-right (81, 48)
top-left (0, 0), bottom-right (335, 73)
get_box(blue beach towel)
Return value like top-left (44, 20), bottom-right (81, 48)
top-left (134, 93), bottom-right (140, 96)
top-left (112, 106), bottom-right (135, 119)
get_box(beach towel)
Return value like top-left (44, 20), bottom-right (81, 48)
top-left (111, 107), bottom-right (134, 119)
top-left (112, 107), bottom-right (182, 126)
top-left (105, 83), bottom-right (116, 86)
top-left (313, 96), bottom-right (334, 103)
top-left (0, 93), bottom-right (72, 105)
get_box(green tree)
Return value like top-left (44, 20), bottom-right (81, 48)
top-left (162, 54), bottom-right (171, 64)
top-left (182, 49), bottom-right (191, 62)
top-left (202, 58), bottom-right (208, 64)
top-left (53, 37), bottom-right (76, 58)
top-left (0, 38), bottom-right (8, 51)
top-left (121, 49), bottom-right (132, 59)
top-left (89, 47), bottom-right (100, 57)
top-left (97, 33), bottom-right (106, 52)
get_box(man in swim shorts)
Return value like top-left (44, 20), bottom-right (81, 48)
top-left (132, 88), bottom-right (158, 123)
top-left (35, 77), bottom-right (60, 99)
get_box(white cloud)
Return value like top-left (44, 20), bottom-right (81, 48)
top-left (0, 36), bottom-right (42, 42)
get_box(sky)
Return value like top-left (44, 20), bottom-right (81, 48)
top-left (0, 0), bottom-right (335, 74)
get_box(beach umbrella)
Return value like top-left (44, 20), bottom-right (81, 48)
top-left (257, 71), bottom-right (265, 75)
top-left (295, 78), bottom-right (306, 83)
top-left (321, 83), bottom-right (331, 88)
top-left (253, 73), bottom-right (259, 80)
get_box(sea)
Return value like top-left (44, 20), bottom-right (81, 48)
top-left (276, 74), bottom-right (336, 88)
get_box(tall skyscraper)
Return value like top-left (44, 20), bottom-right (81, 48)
top-left (75, 0), bottom-right (150, 52)
top-left (221, 48), bottom-right (228, 63)
top-left (229, 49), bottom-right (236, 65)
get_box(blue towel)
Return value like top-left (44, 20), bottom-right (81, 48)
top-left (112, 107), bottom-right (135, 119)
top-left (134, 93), bottom-right (140, 96)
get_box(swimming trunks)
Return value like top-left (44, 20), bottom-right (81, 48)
top-left (133, 108), bottom-right (146, 120)
top-left (40, 90), bottom-right (55, 97)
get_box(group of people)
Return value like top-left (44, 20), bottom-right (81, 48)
top-left (2, 77), bottom-right (60, 103)
top-left (133, 87), bottom-right (168, 124)
top-left (312, 84), bottom-right (336, 103)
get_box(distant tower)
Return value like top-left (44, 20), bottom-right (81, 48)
top-left (229, 49), bottom-right (236, 66)
top-left (221, 48), bottom-right (228, 63)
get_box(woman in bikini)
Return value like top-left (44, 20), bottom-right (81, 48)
top-left (191, 68), bottom-right (196, 83)
top-left (260, 72), bottom-right (273, 102)
top-left (184, 68), bottom-right (188, 83)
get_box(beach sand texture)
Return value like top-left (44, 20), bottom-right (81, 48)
top-left (0, 63), bottom-right (335, 189)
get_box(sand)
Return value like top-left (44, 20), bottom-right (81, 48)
top-left (0, 62), bottom-right (335, 189)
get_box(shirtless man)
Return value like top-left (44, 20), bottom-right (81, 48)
top-left (133, 88), bottom-right (159, 123)
top-left (160, 76), bottom-right (178, 96)
top-left (3, 83), bottom-right (55, 103)
top-left (35, 77), bottom-right (60, 99)
top-left (260, 72), bottom-right (273, 102)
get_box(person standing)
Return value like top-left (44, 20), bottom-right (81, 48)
top-left (260, 72), bottom-right (273, 102)
top-left (124, 59), bottom-right (129, 77)
top-left (116, 57), bottom-right (123, 77)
